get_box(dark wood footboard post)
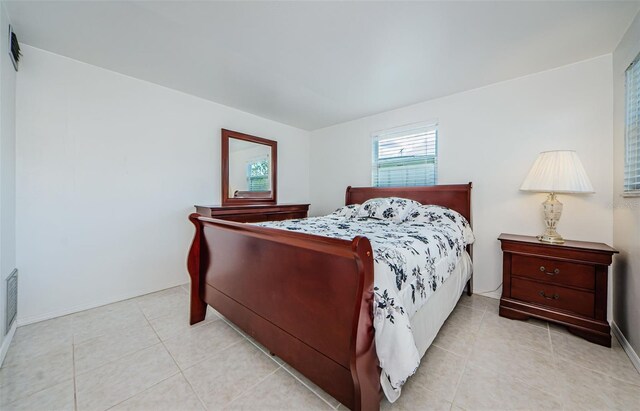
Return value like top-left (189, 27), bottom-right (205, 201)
top-left (187, 213), bottom-right (207, 325)
top-left (350, 236), bottom-right (380, 411)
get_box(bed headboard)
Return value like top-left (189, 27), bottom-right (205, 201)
top-left (345, 183), bottom-right (473, 224)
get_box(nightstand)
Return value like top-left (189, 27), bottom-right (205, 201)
top-left (498, 233), bottom-right (618, 347)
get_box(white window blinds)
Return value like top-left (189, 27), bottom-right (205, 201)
top-left (372, 123), bottom-right (438, 187)
top-left (247, 159), bottom-right (269, 191)
top-left (625, 53), bottom-right (640, 193)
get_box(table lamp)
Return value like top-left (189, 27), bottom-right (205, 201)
top-left (520, 150), bottom-right (594, 244)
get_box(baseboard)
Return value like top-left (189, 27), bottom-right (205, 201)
top-left (612, 321), bottom-right (640, 374)
top-left (476, 289), bottom-right (501, 300)
top-left (16, 282), bottom-right (185, 327)
top-left (0, 321), bottom-right (17, 367)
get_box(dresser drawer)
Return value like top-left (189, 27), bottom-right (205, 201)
top-left (216, 212), bottom-right (306, 223)
top-left (511, 254), bottom-right (595, 290)
top-left (195, 204), bottom-right (309, 224)
top-left (511, 278), bottom-right (594, 317)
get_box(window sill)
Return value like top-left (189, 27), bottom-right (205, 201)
top-left (621, 192), bottom-right (640, 198)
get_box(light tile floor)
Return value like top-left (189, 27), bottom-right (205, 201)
top-left (1, 286), bottom-right (639, 410)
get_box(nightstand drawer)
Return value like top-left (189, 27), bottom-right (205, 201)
top-left (511, 254), bottom-right (595, 290)
top-left (511, 278), bottom-right (594, 317)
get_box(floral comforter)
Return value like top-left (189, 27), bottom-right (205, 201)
top-left (256, 202), bottom-right (474, 401)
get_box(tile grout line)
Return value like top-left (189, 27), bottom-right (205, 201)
top-left (547, 322), bottom-right (563, 410)
top-left (1, 329), bottom-right (76, 409)
top-left (178, 339), bottom-right (247, 411)
top-left (72, 327), bottom-right (161, 376)
top-left (113, 294), bottom-right (546, 410)
top-left (484, 304), bottom-right (638, 408)
top-left (221, 315), bottom-right (338, 409)
top-left (149, 308), bottom-right (221, 342)
top-left (104, 371), bottom-right (182, 411)
top-left (448, 304), bottom-right (486, 409)
top-left (93, 295), bottom-right (192, 411)
top-left (463, 302), bottom-right (566, 407)
top-left (480, 315), bottom-right (559, 358)
top-left (554, 353), bottom-right (640, 387)
top-left (549, 329), bottom-right (640, 387)
top-left (451, 299), bottom-right (562, 406)
top-left (226, 315), bottom-right (341, 409)
top-left (461, 357), bottom-right (565, 409)
top-left (136, 300), bottom-right (210, 411)
top-left (175, 315), bottom-right (252, 366)
top-left (71, 300), bottom-right (150, 348)
top-left (279, 363), bottom-right (340, 409)
top-left (244, 337), bottom-right (286, 368)
top-left (431, 341), bottom-right (469, 359)
top-left (72, 333), bottom-right (79, 411)
top-left (466, 333), bottom-right (565, 406)
top-left (218, 316), bottom-right (288, 370)
top-left (71, 298), bottom-right (172, 378)
top-left (548, 324), bottom-right (555, 357)
top-left (456, 349), bottom-right (565, 407)
top-left (11, 291), bottom-right (640, 409)
top-left (223, 367), bottom-right (282, 409)
top-left (141, 301), bottom-right (269, 410)
top-left (180, 371), bottom-right (209, 411)
top-left (89, 299), bottom-right (183, 409)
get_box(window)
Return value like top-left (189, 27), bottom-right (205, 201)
top-left (372, 123), bottom-right (438, 187)
top-left (247, 159), bottom-right (269, 191)
top-left (625, 53), bottom-right (640, 194)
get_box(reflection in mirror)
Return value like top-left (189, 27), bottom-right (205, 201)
top-left (221, 129), bottom-right (277, 206)
top-left (228, 138), bottom-right (272, 198)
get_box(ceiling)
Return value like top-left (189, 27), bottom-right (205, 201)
top-left (6, 1), bottom-right (640, 130)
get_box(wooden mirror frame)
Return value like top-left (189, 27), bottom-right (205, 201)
top-left (221, 128), bottom-right (277, 206)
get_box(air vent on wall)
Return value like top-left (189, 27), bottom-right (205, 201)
top-left (5, 269), bottom-right (17, 335)
top-left (8, 24), bottom-right (20, 71)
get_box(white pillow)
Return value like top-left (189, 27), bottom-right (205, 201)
top-left (357, 197), bottom-right (422, 223)
top-left (330, 204), bottom-right (360, 219)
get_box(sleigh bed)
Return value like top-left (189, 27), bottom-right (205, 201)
top-left (187, 184), bottom-right (473, 411)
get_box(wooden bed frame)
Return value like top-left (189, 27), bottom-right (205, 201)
top-left (187, 183), bottom-right (473, 411)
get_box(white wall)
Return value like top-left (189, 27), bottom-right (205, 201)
top-left (612, 11), bottom-right (640, 360)
top-left (16, 45), bottom-right (310, 324)
top-left (311, 56), bottom-right (614, 298)
top-left (0, 1), bottom-right (17, 359)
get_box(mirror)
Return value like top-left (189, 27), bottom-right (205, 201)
top-left (221, 129), bottom-right (277, 205)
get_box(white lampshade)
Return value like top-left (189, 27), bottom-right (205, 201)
top-left (520, 150), bottom-right (594, 194)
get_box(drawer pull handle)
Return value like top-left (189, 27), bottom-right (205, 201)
top-left (538, 291), bottom-right (559, 300)
top-left (539, 266), bottom-right (560, 276)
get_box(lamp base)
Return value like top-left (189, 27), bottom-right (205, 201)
top-left (538, 193), bottom-right (565, 244)
top-left (537, 233), bottom-right (565, 244)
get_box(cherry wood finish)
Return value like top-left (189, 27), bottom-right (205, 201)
top-left (511, 254), bottom-right (595, 290)
top-left (499, 233), bottom-right (617, 347)
top-left (188, 184), bottom-right (472, 410)
top-left (345, 184), bottom-right (472, 223)
top-left (221, 129), bottom-right (277, 206)
top-left (194, 203), bottom-right (309, 223)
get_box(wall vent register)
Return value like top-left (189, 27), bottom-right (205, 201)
top-left (8, 24), bottom-right (20, 72)
top-left (5, 269), bottom-right (17, 335)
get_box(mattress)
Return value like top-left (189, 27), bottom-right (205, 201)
top-left (411, 251), bottom-right (472, 356)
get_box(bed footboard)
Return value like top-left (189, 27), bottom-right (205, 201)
top-left (187, 213), bottom-right (380, 410)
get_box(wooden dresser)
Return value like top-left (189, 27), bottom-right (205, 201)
top-left (194, 203), bottom-right (309, 223)
top-left (498, 233), bottom-right (617, 347)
